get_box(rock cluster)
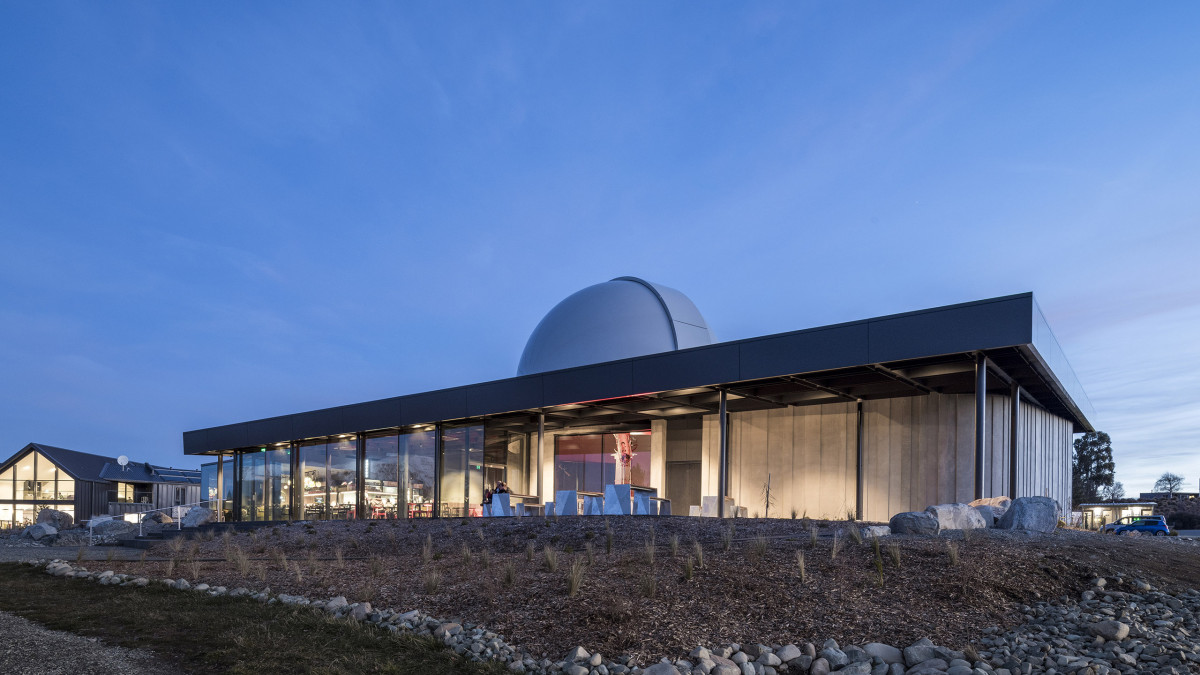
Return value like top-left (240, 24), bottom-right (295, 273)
top-left (26, 558), bottom-right (1200, 675)
top-left (890, 497), bottom-right (1059, 536)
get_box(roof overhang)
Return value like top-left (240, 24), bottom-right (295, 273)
top-left (184, 292), bottom-right (1095, 455)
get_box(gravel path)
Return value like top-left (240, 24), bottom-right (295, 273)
top-left (0, 542), bottom-right (145, 563)
top-left (0, 610), bottom-right (176, 675)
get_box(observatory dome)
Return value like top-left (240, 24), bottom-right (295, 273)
top-left (516, 276), bottom-right (715, 376)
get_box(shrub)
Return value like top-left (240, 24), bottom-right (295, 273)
top-left (749, 534), bottom-right (768, 562)
top-left (887, 542), bottom-right (901, 568)
top-left (502, 561), bottom-right (516, 586)
top-left (810, 525), bottom-right (819, 548)
top-left (721, 528), bottom-right (733, 553)
top-left (480, 548), bottom-right (491, 569)
top-left (873, 553), bottom-right (884, 587)
top-left (544, 545), bottom-right (558, 572)
top-left (460, 543), bottom-right (472, 566)
top-left (369, 555), bottom-right (385, 578)
top-left (683, 555), bottom-right (695, 581)
top-left (567, 558), bottom-right (585, 597)
top-left (644, 539), bottom-right (655, 565)
top-left (525, 541), bottom-right (535, 563)
top-left (692, 540), bottom-right (704, 569)
top-left (946, 541), bottom-right (959, 566)
top-left (421, 535), bottom-right (432, 564)
top-left (831, 531), bottom-right (843, 560)
top-left (669, 534), bottom-right (679, 557)
top-left (639, 572), bottom-right (657, 599)
top-left (846, 521), bottom-right (862, 545)
top-left (423, 569), bottom-right (441, 594)
top-left (585, 542), bottom-right (595, 565)
top-left (796, 550), bottom-right (806, 583)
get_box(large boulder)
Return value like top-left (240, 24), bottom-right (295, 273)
top-left (142, 511), bottom-right (173, 524)
top-left (181, 506), bottom-right (215, 528)
top-left (969, 496), bottom-right (1011, 516)
top-left (90, 518), bottom-right (137, 537)
top-left (889, 511), bottom-right (938, 535)
top-left (925, 503), bottom-right (987, 531)
top-left (36, 508), bottom-right (74, 530)
top-left (21, 523), bottom-right (57, 541)
top-left (997, 496), bottom-right (1060, 533)
top-left (973, 505), bottom-right (999, 527)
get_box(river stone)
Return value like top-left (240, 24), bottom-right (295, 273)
top-left (997, 496), bottom-right (1059, 533)
top-left (889, 511), bottom-right (938, 535)
top-left (862, 643), bottom-right (903, 664)
top-left (819, 646), bottom-right (848, 669)
top-left (839, 663), bottom-right (872, 675)
top-left (904, 639), bottom-right (940, 666)
top-left (36, 508), bottom-right (74, 530)
top-left (925, 503), bottom-right (987, 531)
top-left (1089, 620), bottom-right (1130, 641)
top-left (809, 657), bottom-right (831, 675)
top-left (775, 645), bottom-right (803, 663)
top-left (642, 662), bottom-right (682, 675)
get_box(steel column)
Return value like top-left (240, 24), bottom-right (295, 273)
top-left (215, 452), bottom-right (224, 522)
top-left (537, 412), bottom-right (545, 503)
top-left (433, 423), bottom-right (443, 518)
top-left (1009, 381), bottom-right (1020, 499)
top-left (356, 433), bottom-right (366, 520)
top-left (974, 353), bottom-right (988, 500)
top-left (855, 400), bottom-right (864, 521)
top-left (717, 389), bottom-right (729, 518)
top-left (232, 452), bottom-right (242, 522)
top-left (290, 441), bottom-right (300, 521)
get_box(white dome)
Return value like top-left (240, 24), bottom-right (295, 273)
top-left (517, 277), bottom-right (715, 376)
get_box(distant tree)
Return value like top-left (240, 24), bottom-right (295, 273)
top-left (1154, 472), bottom-right (1185, 498)
top-left (1101, 481), bottom-right (1126, 501)
top-left (1072, 431), bottom-right (1115, 505)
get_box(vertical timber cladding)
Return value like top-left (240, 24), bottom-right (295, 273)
top-left (1017, 401), bottom-right (1073, 511)
top-left (701, 392), bottom-right (1074, 522)
top-left (722, 402), bottom-right (857, 520)
top-left (861, 394), bottom-right (1015, 522)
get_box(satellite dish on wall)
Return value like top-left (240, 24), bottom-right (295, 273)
top-left (117, 455), bottom-right (129, 471)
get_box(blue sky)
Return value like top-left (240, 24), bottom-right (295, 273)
top-left (1, 3), bottom-right (1197, 494)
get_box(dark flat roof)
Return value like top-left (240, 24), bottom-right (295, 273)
top-left (184, 292), bottom-right (1095, 455)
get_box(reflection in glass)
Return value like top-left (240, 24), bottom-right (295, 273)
top-left (300, 441), bottom-right (328, 520)
top-left (0, 467), bottom-right (12, 500)
top-left (240, 452), bottom-right (265, 521)
top-left (364, 434), bottom-right (399, 519)
top-left (554, 431), bottom-right (652, 494)
top-left (441, 425), bottom-right (484, 518)
top-left (35, 452), bottom-right (57, 500)
top-left (329, 438), bottom-right (357, 520)
top-left (401, 428), bottom-right (437, 518)
top-left (265, 447), bottom-right (292, 520)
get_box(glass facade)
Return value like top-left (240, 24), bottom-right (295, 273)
top-left (554, 431), bottom-right (652, 493)
top-left (0, 451), bottom-right (76, 530)
top-left (216, 422), bottom-right (655, 523)
top-left (200, 458), bottom-right (235, 520)
top-left (239, 448), bottom-right (292, 521)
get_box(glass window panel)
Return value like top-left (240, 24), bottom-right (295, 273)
top-left (0, 504), bottom-right (13, 530)
top-left (440, 425), bottom-right (483, 517)
top-left (554, 435), bottom-right (605, 494)
top-left (400, 428), bottom-right (436, 518)
top-left (507, 433), bottom-right (529, 495)
top-left (365, 434), bottom-right (399, 519)
top-left (613, 432), bottom-right (652, 488)
top-left (13, 503), bottom-right (37, 527)
top-left (265, 447), bottom-right (292, 521)
top-left (0, 467), bottom-right (12, 500)
top-left (14, 454), bottom-right (34, 500)
top-left (328, 438), bottom-right (357, 520)
top-left (34, 452), bottom-right (57, 500)
top-left (56, 478), bottom-right (74, 500)
top-left (299, 441), bottom-right (328, 520)
top-left (240, 452), bottom-right (265, 521)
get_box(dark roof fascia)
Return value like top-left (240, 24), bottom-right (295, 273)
top-left (184, 292), bottom-right (1092, 455)
top-left (98, 461), bottom-right (201, 484)
top-left (0, 443), bottom-right (117, 482)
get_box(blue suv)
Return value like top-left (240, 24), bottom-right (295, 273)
top-left (1102, 515), bottom-right (1169, 536)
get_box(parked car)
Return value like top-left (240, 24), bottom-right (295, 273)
top-left (1102, 515), bottom-right (1169, 536)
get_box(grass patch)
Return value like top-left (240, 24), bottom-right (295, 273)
top-left (0, 563), bottom-right (504, 675)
